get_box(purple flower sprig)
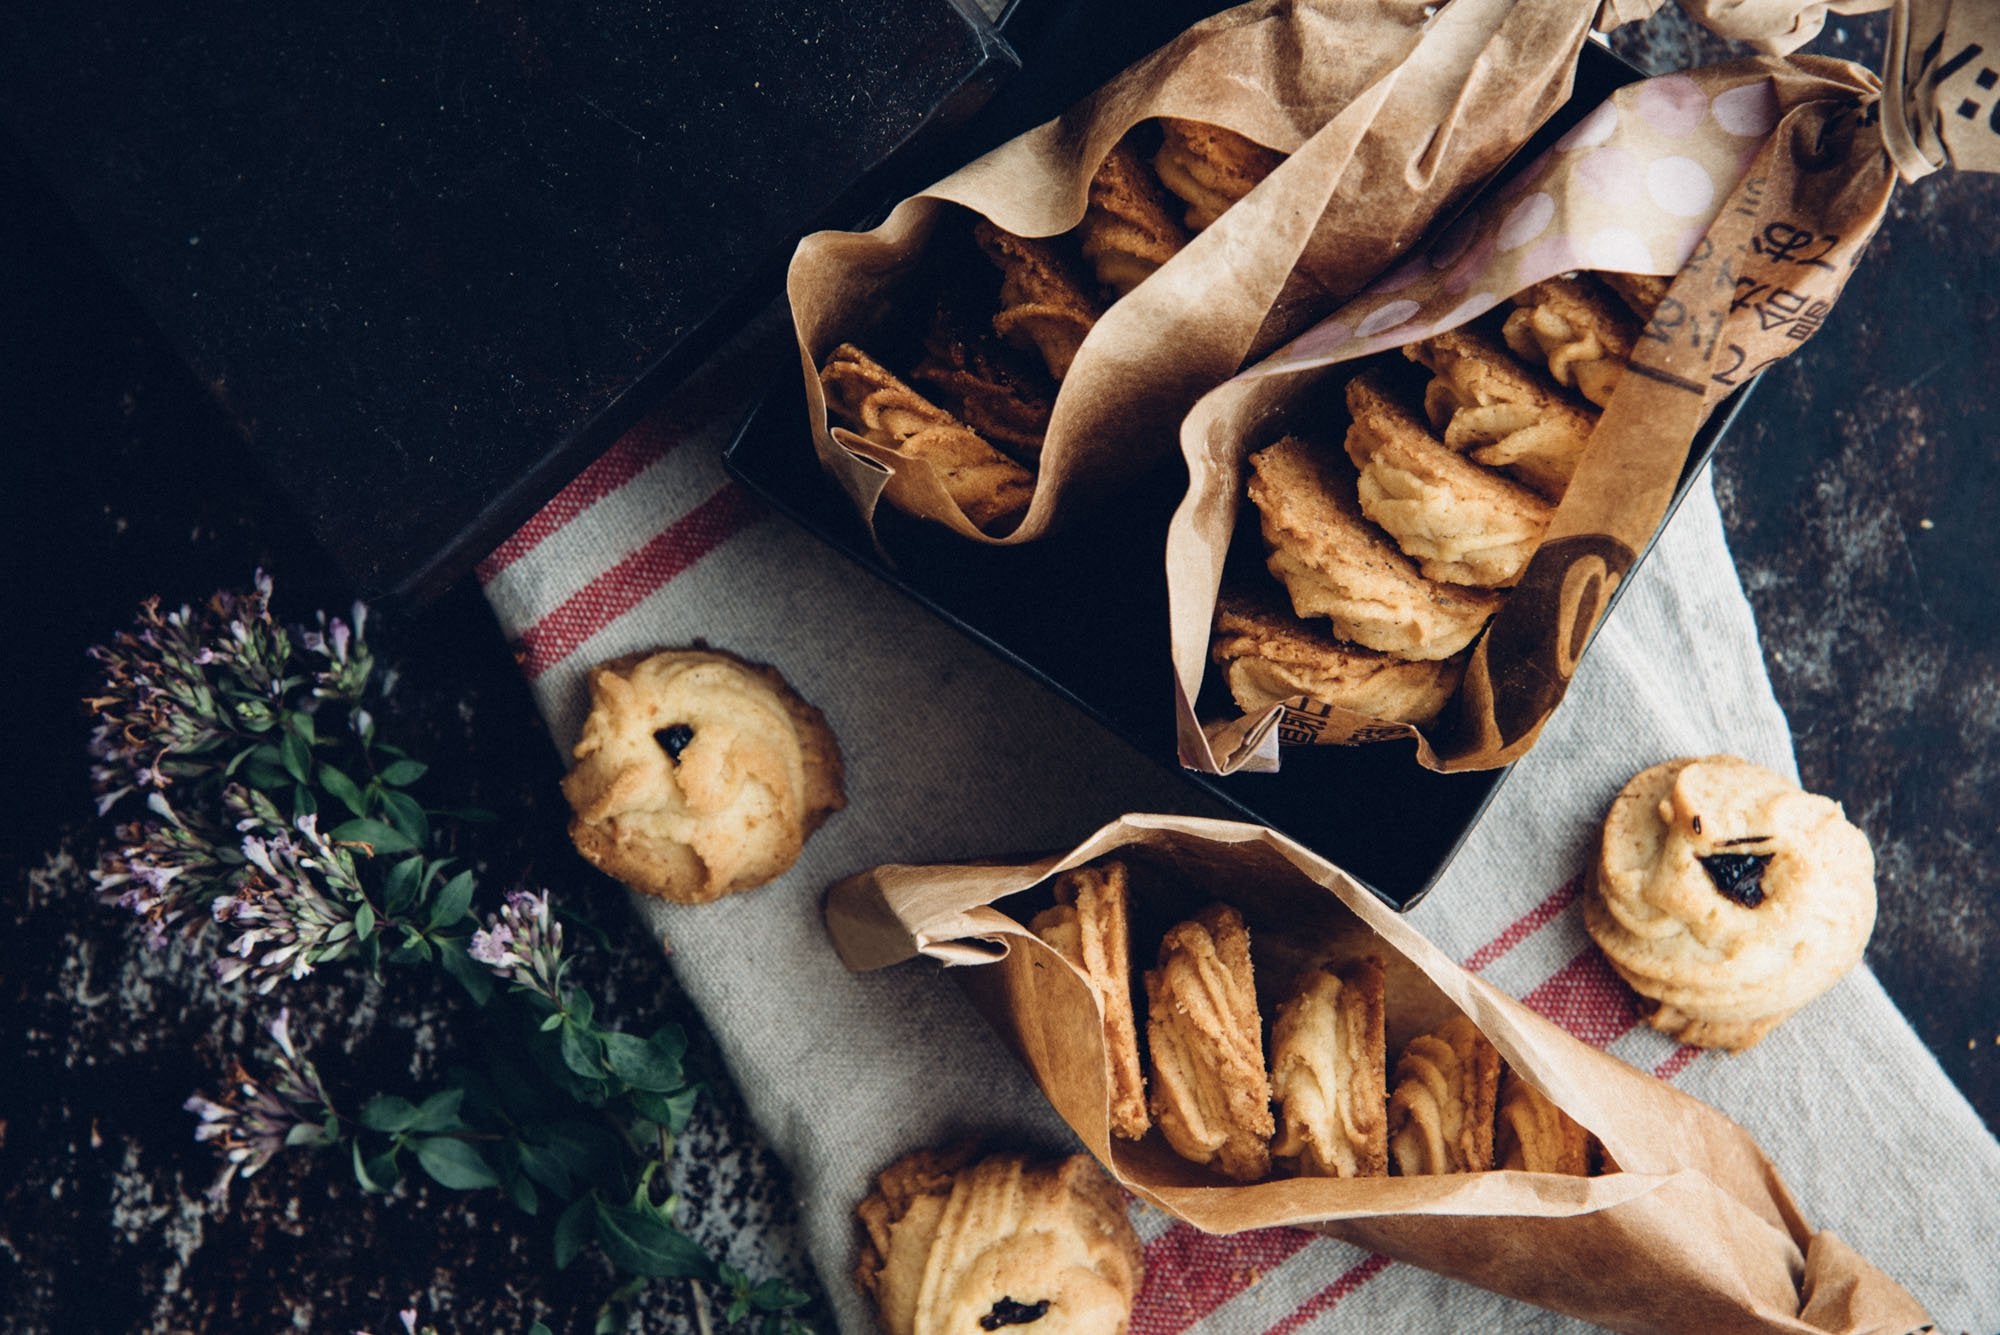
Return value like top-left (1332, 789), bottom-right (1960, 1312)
top-left (184, 1009), bottom-right (338, 1200)
top-left (469, 889), bottom-right (569, 1010)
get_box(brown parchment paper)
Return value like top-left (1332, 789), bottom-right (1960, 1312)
top-left (786, 0), bottom-right (1610, 546)
top-left (823, 814), bottom-right (1934, 1335)
top-left (1170, 56), bottom-right (1903, 776)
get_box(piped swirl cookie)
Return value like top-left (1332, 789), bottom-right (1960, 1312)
top-left (1405, 327), bottom-right (1598, 500)
top-left (1030, 861), bottom-right (1149, 1141)
top-left (1145, 903), bottom-right (1274, 1182)
top-left (1247, 434), bottom-right (1501, 661)
top-left (854, 1145), bottom-right (1144, 1335)
top-left (1152, 117), bottom-right (1287, 232)
top-left (1584, 755), bottom-right (1877, 1050)
top-left (561, 650), bottom-right (844, 904)
top-left (1211, 589), bottom-right (1463, 725)
top-left (1342, 371), bottom-right (1554, 589)
top-left (1387, 1015), bottom-right (1500, 1175)
top-left (1079, 138), bottom-right (1191, 298)
top-left (973, 220), bottom-right (1104, 383)
top-left (1270, 957), bottom-right (1389, 1178)
top-left (1502, 275), bottom-right (1638, 409)
top-left (1494, 1070), bottom-right (1591, 1175)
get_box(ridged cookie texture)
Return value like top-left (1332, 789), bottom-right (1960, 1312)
top-left (1211, 589), bottom-right (1463, 725)
top-left (1270, 957), bottom-right (1389, 1178)
top-left (1078, 138), bottom-right (1190, 298)
top-left (1584, 755), bottom-right (1877, 1050)
top-left (1152, 116), bottom-right (1287, 232)
top-left (1145, 903), bottom-right (1274, 1182)
top-left (1030, 861), bottom-right (1150, 1141)
top-left (854, 1146), bottom-right (1144, 1335)
top-left (561, 650), bottom-right (844, 904)
top-left (1387, 1014), bottom-right (1500, 1175)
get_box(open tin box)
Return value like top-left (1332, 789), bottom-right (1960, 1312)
top-left (725, 39), bottom-right (1758, 912)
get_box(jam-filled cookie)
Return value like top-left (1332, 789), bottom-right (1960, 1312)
top-left (1583, 755), bottom-right (1876, 1050)
top-left (854, 1145), bottom-right (1144, 1335)
top-left (561, 649), bottom-right (845, 904)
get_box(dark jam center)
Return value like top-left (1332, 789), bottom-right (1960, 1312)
top-left (655, 723), bottom-right (695, 762)
top-left (1698, 852), bottom-right (1772, 908)
top-left (979, 1297), bottom-right (1051, 1330)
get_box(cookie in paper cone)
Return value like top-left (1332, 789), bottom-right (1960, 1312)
top-left (1406, 326), bottom-right (1599, 500)
top-left (1079, 136), bottom-right (1190, 298)
top-left (1270, 955), bottom-right (1390, 1178)
top-left (1152, 116), bottom-right (1287, 231)
top-left (973, 221), bottom-right (1103, 383)
top-left (1495, 1069), bottom-right (1592, 1175)
top-left (1501, 275), bottom-right (1639, 409)
top-left (1028, 861), bottom-right (1150, 1141)
top-left (1210, 587), bottom-right (1464, 724)
top-left (1145, 902), bottom-right (1274, 1182)
top-left (1387, 1014), bottom-right (1500, 1175)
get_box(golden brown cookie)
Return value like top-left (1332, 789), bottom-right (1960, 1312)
top-left (1342, 373), bottom-right (1554, 589)
top-left (1406, 327), bottom-right (1599, 500)
top-left (1583, 755), bottom-right (1877, 1051)
top-left (854, 1146), bottom-right (1144, 1335)
top-left (1246, 435), bottom-right (1500, 661)
top-left (1501, 275), bottom-right (1637, 408)
top-left (1145, 903), bottom-right (1274, 1181)
top-left (973, 220), bottom-right (1104, 382)
top-left (820, 342), bottom-right (1035, 533)
top-left (1494, 1069), bottom-right (1591, 1175)
top-left (1387, 1015), bottom-right (1500, 1175)
top-left (1152, 117), bottom-right (1287, 232)
top-left (1029, 861), bottom-right (1149, 1141)
top-left (1270, 957), bottom-right (1389, 1178)
top-left (1078, 137), bottom-right (1190, 298)
top-left (1599, 271), bottom-right (1671, 323)
top-left (910, 303), bottom-right (1056, 461)
top-left (561, 650), bottom-right (845, 904)
top-left (1210, 588), bottom-right (1463, 725)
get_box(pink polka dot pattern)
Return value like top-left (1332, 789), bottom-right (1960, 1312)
top-left (1635, 74), bottom-right (1709, 137)
top-left (1577, 146), bottom-right (1646, 202)
top-left (1712, 80), bottom-right (1779, 137)
top-left (1355, 299), bottom-right (1422, 338)
top-left (1646, 156), bottom-right (1715, 217)
top-left (1557, 100), bottom-right (1619, 152)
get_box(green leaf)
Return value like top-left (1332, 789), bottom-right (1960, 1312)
top-left (409, 1088), bottom-right (466, 1133)
top-left (241, 759), bottom-right (291, 790)
top-left (593, 1201), bottom-right (714, 1280)
top-left (378, 788), bottom-right (431, 848)
top-left (360, 1094), bottom-right (420, 1133)
top-left (354, 901), bottom-right (377, 941)
top-left (319, 763), bottom-right (368, 817)
top-left (435, 935), bottom-right (494, 1004)
top-left (516, 1140), bottom-right (574, 1196)
top-left (539, 1013), bottom-right (564, 1033)
top-left (553, 1194), bottom-right (594, 1270)
top-left (290, 783), bottom-right (317, 822)
top-left (289, 710), bottom-right (317, 746)
top-left (629, 1087), bottom-right (699, 1134)
top-left (507, 1172), bottom-right (539, 1216)
top-left (415, 1136), bottom-right (500, 1190)
top-left (565, 988), bottom-right (595, 1028)
top-left (647, 1026), bottom-right (689, 1067)
top-left (530, 1322), bottom-right (554, 1335)
top-left (328, 818), bottom-right (417, 856)
top-left (428, 870), bottom-right (476, 930)
top-left (384, 856), bottom-right (424, 913)
top-left (601, 1031), bottom-right (683, 1093)
top-left (559, 1020), bottom-right (606, 1083)
top-left (284, 1120), bottom-right (333, 1148)
top-left (352, 1139), bottom-right (400, 1193)
top-left (379, 758), bottom-right (428, 787)
top-left (279, 728), bottom-right (312, 784)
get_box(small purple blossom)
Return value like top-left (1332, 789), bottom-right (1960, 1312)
top-left (211, 817), bottom-right (360, 993)
top-left (301, 601), bottom-right (373, 703)
top-left (470, 889), bottom-right (568, 1007)
top-left (91, 792), bottom-right (232, 948)
top-left (185, 1008), bottom-right (337, 1201)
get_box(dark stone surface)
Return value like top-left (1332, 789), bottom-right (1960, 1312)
top-left (0, 0), bottom-right (1012, 603)
top-left (3, 8), bottom-right (1995, 1334)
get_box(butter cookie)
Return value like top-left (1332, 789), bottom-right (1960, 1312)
top-left (1270, 956), bottom-right (1389, 1178)
top-left (1494, 1069), bottom-right (1591, 1175)
top-left (1078, 138), bottom-right (1190, 298)
top-left (1029, 861), bottom-right (1149, 1141)
top-left (1387, 1015), bottom-right (1499, 1175)
top-left (1152, 117), bottom-right (1286, 232)
top-left (561, 650), bottom-right (844, 904)
top-left (1583, 755), bottom-right (1876, 1050)
top-left (1501, 275), bottom-right (1637, 408)
top-left (973, 220), bottom-right (1103, 382)
top-left (1210, 589), bottom-right (1463, 725)
top-left (1405, 327), bottom-right (1598, 500)
top-left (1145, 903), bottom-right (1274, 1181)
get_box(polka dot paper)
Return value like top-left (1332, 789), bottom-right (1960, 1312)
top-left (1243, 67), bottom-right (1781, 381)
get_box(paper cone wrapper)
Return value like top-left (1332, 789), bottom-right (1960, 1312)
top-left (786, 0), bottom-right (1608, 546)
top-left (824, 814), bottom-right (1934, 1335)
top-left (1169, 56), bottom-right (1905, 776)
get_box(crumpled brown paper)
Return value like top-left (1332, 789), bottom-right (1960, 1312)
top-left (1599, 0), bottom-right (1890, 56)
top-left (823, 814), bottom-right (1935, 1335)
top-left (1170, 55), bottom-right (1906, 776)
top-left (786, 0), bottom-right (1606, 546)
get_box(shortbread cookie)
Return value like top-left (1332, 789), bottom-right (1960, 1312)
top-left (820, 343), bottom-right (1035, 533)
top-left (1079, 138), bottom-right (1190, 298)
top-left (1494, 1070), bottom-right (1591, 1175)
top-left (1210, 589), bottom-right (1463, 725)
top-left (1406, 327), bottom-right (1599, 499)
top-left (561, 650), bottom-right (844, 904)
top-left (1270, 957), bottom-right (1389, 1178)
top-left (1145, 904), bottom-right (1274, 1181)
top-left (1029, 861), bottom-right (1149, 1141)
top-left (1502, 275), bottom-right (1637, 408)
top-left (854, 1145), bottom-right (1144, 1335)
top-left (1584, 755), bottom-right (1877, 1051)
top-left (973, 220), bottom-right (1104, 382)
top-left (1342, 372), bottom-right (1554, 589)
top-left (910, 304), bottom-right (1055, 461)
top-left (1600, 271), bottom-right (1670, 323)
top-left (1153, 117), bottom-right (1287, 232)
top-left (1387, 1015), bottom-right (1500, 1175)
top-left (1247, 435), bottom-right (1500, 661)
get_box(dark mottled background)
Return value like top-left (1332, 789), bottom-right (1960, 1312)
top-left (3, 7), bottom-right (1994, 1333)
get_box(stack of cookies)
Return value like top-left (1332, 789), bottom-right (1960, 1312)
top-left (1027, 859), bottom-right (1600, 1182)
top-left (1213, 271), bottom-right (1661, 728)
top-left (819, 119), bottom-right (1288, 534)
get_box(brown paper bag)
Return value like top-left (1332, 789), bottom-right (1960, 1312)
top-left (786, 0), bottom-right (1612, 546)
top-left (1169, 55), bottom-right (1905, 776)
top-left (824, 814), bottom-right (1934, 1335)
